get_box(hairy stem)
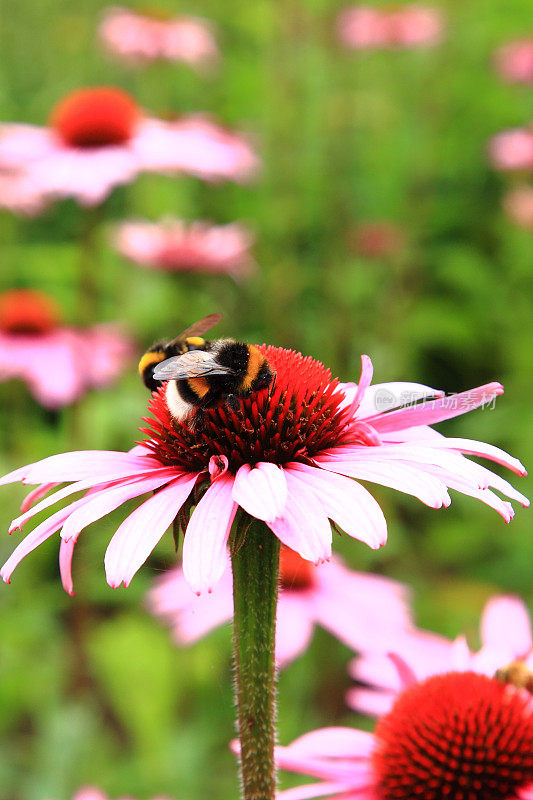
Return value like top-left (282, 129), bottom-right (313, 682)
top-left (231, 516), bottom-right (280, 800)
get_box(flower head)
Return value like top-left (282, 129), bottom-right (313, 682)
top-left (148, 548), bottom-right (413, 666)
top-left (0, 347), bottom-right (527, 594)
top-left (275, 597), bottom-right (533, 800)
top-left (0, 289), bottom-right (133, 408)
top-left (349, 594), bottom-right (533, 717)
top-left (489, 126), bottom-right (533, 171)
top-left (0, 88), bottom-right (258, 208)
top-left (495, 39), bottom-right (533, 84)
top-left (112, 219), bottom-right (256, 279)
top-left (98, 6), bottom-right (219, 69)
top-left (337, 5), bottom-right (444, 50)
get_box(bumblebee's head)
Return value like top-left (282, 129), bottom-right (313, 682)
top-left (250, 357), bottom-right (274, 392)
top-left (138, 347), bottom-right (167, 391)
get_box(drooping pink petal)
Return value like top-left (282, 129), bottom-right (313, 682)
top-left (232, 462), bottom-right (288, 522)
top-left (285, 463), bottom-right (386, 548)
top-left (59, 537), bottom-right (76, 596)
top-left (345, 686), bottom-right (395, 718)
top-left (1, 496), bottom-right (91, 583)
top-left (362, 383), bottom-right (504, 433)
top-left (60, 470), bottom-right (180, 542)
top-left (417, 436), bottom-right (527, 475)
top-left (182, 473), bottom-right (237, 594)
top-left (268, 476), bottom-right (332, 564)
top-left (282, 726), bottom-right (374, 761)
top-left (480, 595), bottom-right (533, 656)
top-left (20, 482), bottom-right (59, 512)
top-left (104, 474), bottom-right (197, 588)
top-left (276, 781), bottom-right (366, 800)
top-left (276, 594), bottom-right (315, 666)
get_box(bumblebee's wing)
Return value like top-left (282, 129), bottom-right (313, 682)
top-left (166, 313), bottom-right (223, 347)
top-left (152, 350), bottom-right (237, 381)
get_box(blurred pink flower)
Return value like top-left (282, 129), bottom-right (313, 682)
top-left (489, 126), bottom-right (533, 170)
top-left (337, 5), bottom-right (444, 50)
top-left (0, 168), bottom-right (48, 216)
top-left (148, 547), bottom-right (412, 666)
top-left (0, 347), bottom-right (527, 595)
top-left (503, 185), bottom-right (533, 228)
top-left (496, 39), bottom-right (533, 84)
top-left (0, 87), bottom-right (258, 208)
top-left (274, 597), bottom-right (533, 800)
top-left (98, 6), bottom-right (219, 69)
top-left (112, 219), bottom-right (256, 279)
top-left (0, 289), bottom-right (133, 409)
top-left (348, 594), bottom-right (533, 718)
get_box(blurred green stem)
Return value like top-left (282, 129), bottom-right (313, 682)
top-left (77, 204), bottom-right (102, 325)
top-left (231, 516), bottom-right (280, 800)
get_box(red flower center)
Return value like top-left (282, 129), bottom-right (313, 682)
top-left (372, 671), bottom-right (533, 800)
top-left (49, 87), bottom-right (140, 148)
top-left (0, 290), bottom-right (61, 335)
top-left (142, 345), bottom-right (359, 473)
top-left (279, 546), bottom-right (315, 590)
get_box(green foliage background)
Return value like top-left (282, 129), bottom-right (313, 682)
top-left (0, 0), bottom-right (532, 798)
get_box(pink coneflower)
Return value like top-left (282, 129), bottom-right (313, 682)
top-left (489, 126), bottom-right (533, 171)
top-left (503, 185), bottom-right (533, 229)
top-left (337, 5), bottom-right (444, 50)
top-left (495, 39), bottom-right (533, 84)
top-left (98, 6), bottom-right (219, 69)
top-left (0, 347), bottom-right (527, 594)
top-left (348, 595), bottom-right (533, 718)
top-left (0, 289), bottom-right (132, 409)
top-left (275, 597), bottom-right (533, 800)
top-left (0, 87), bottom-right (258, 207)
top-left (112, 219), bottom-right (256, 279)
top-left (148, 548), bottom-right (412, 666)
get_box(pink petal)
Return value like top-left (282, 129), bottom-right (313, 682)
top-left (277, 781), bottom-right (363, 800)
top-left (316, 456), bottom-right (451, 508)
top-left (285, 463), bottom-right (386, 548)
top-left (20, 482), bottom-right (59, 512)
top-left (60, 470), bottom-right (179, 542)
top-left (480, 595), bottom-right (533, 656)
top-left (105, 474), bottom-right (197, 588)
top-left (268, 475), bottom-right (332, 563)
top-left (387, 652), bottom-right (418, 688)
top-left (353, 381), bottom-right (443, 419)
top-left (13, 450), bottom-right (161, 485)
top-left (232, 462), bottom-right (288, 522)
top-left (276, 594), bottom-right (315, 666)
top-left (284, 727), bottom-right (374, 760)
top-left (419, 437), bottom-right (527, 475)
top-left (59, 537), bottom-right (76, 596)
top-left (345, 686), bottom-right (395, 717)
top-left (182, 473), bottom-right (237, 594)
top-left (340, 355), bottom-right (373, 420)
top-left (363, 382), bottom-right (504, 433)
top-left (1, 496), bottom-right (90, 583)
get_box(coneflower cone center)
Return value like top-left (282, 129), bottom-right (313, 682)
top-left (372, 671), bottom-right (533, 800)
top-left (142, 345), bottom-right (358, 473)
top-left (0, 290), bottom-right (61, 335)
top-left (50, 87), bottom-right (140, 147)
top-left (279, 546), bottom-right (315, 590)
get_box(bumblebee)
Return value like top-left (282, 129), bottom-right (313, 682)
top-left (150, 320), bottom-right (274, 429)
top-left (138, 313), bottom-right (223, 391)
top-left (495, 660), bottom-right (533, 692)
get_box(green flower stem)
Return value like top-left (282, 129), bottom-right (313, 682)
top-left (231, 516), bottom-right (280, 800)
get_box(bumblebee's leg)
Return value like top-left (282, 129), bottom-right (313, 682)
top-left (190, 407), bottom-right (206, 432)
top-left (225, 393), bottom-right (240, 412)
